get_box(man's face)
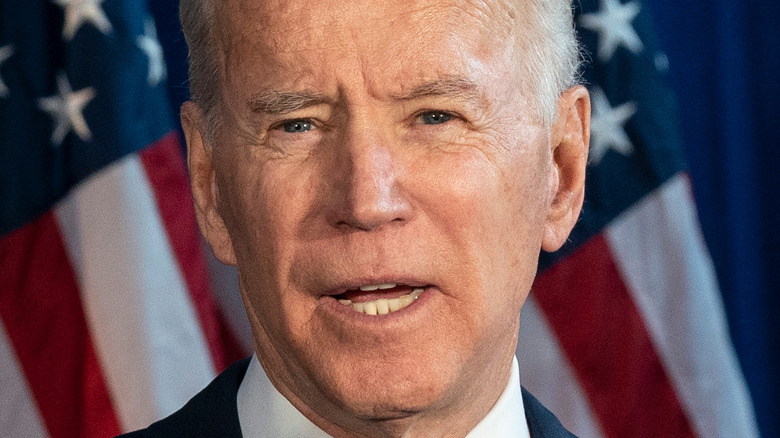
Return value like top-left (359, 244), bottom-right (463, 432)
top-left (185, 0), bottom-right (587, 434)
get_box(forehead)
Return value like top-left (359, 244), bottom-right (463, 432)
top-left (215, 0), bottom-right (527, 94)
top-left (217, 0), bottom-right (520, 40)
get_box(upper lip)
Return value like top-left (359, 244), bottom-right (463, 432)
top-left (320, 278), bottom-right (432, 296)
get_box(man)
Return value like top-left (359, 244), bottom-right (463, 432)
top-left (126, 0), bottom-right (589, 436)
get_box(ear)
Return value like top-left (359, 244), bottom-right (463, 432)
top-left (541, 85), bottom-right (590, 252)
top-left (181, 101), bottom-right (237, 266)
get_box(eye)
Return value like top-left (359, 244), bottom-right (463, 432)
top-left (418, 111), bottom-right (453, 125)
top-left (282, 120), bottom-right (314, 133)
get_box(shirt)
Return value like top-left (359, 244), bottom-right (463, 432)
top-left (237, 355), bottom-right (530, 437)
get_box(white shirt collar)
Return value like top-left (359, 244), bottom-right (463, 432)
top-left (238, 355), bottom-right (530, 438)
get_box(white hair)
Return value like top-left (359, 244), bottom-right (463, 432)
top-left (516, 0), bottom-right (583, 125)
top-left (179, 0), bottom-right (582, 137)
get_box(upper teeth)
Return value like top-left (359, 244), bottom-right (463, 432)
top-left (359, 283), bottom-right (397, 291)
top-left (339, 288), bottom-right (424, 315)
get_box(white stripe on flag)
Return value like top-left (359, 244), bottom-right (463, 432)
top-left (605, 173), bottom-right (759, 438)
top-left (55, 153), bottom-right (216, 431)
top-left (0, 321), bottom-right (49, 438)
top-left (517, 297), bottom-right (605, 438)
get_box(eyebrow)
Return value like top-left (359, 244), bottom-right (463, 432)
top-left (393, 76), bottom-right (482, 103)
top-left (246, 76), bottom-right (482, 115)
top-left (247, 90), bottom-right (329, 116)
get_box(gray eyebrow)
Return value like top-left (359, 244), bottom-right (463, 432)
top-left (247, 90), bottom-right (329, 115)
top-left (247, 76), bottom-right (481, 115)
top-left (393, 76), bottom-right (482, 102)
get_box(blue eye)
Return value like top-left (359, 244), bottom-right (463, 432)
top-left (420, 112), bottom-right (452, 125)
top-left (283, 120), bottom-right (313, 133)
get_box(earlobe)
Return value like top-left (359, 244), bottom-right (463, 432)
top-left (541, 85), bottom-right (591, 252)
top-left (181, 102), bottom-right (237, 266)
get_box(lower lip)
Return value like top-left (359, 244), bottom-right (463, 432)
top-left (320, 286), bottom-right (436, 325)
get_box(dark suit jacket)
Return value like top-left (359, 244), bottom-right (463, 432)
top-left (121, 358), bottom-right (577, 437)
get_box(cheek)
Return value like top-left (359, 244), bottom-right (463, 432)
top-left (213, 149), bottom-right (315, 302)
top-left (420, 139), bottom-right (549, 242)
top-left (414, 142), bottom-right (550, 307)
top-left (216, 161), bottom-right (327, 355)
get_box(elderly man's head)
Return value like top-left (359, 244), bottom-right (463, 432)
top-left (180, 0), bottom-right (589, 436)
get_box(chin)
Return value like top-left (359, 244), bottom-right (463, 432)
top-left (309, 348), bottom-right (462, 421)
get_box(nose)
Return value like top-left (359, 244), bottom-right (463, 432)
top-left (326, 120), bottom-right (412, 232)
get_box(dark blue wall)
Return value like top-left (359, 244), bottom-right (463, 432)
top-left (648, 2), bottom-right (780, 436)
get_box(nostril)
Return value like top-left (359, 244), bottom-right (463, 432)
top-left (334, 219), bottom-right (373, 232)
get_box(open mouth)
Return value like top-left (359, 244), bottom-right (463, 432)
top-left (333, 283), bottom-right (427, 315)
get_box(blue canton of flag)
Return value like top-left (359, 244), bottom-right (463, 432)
top-left (0, 0), bottom-right (170, 235)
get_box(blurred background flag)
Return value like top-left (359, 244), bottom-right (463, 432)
top-left (516, 0), bottom-right (760, 436)
top-left (0, 0), bottom-right (241, 436)
top-left (2, 0), bottom-right (776, 437)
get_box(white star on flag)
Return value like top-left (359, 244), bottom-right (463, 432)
top-left (589, 87), bottom-right (637, 164)
top-left (0, 45), bottom-right (13, 98)
top-left (579, 0), bottom-right (643, 62)
top-left (38, 72), bottom-right (96, 147)
top-left (136, 17), bottom-right (167, 87)
top-left (55, 0), bottom-right (113, 41)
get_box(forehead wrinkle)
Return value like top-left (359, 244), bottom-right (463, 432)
top-left (450, 0), bottom-right (522, 41)
top-left (247, 89), bottom-right (331, 116)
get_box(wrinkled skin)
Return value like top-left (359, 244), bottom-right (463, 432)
top-left (183, 0), bottom-right (589, 436)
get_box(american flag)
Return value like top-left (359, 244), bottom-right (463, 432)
top-left (0, 0), bottom-right (761, 437)
top-left (0, 0), bottom-right (241, 435)
top-left (515, 0), bottom-right (759, 436)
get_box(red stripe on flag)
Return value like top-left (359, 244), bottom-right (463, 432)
top-left (0, 212), bottom-right (121, 438)
top-left (139, 133), bottom-right (247, 370)
top-left (533, 234), bottom-right (695, 438)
